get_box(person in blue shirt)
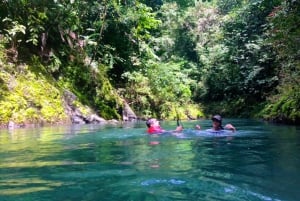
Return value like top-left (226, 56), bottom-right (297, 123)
top-left (195, 114), bottom-right (236, 133)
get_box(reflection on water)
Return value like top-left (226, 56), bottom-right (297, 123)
top-left (0, 120), bottom-right (300, 201)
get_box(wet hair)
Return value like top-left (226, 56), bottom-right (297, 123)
top-left (146, 118), bottom-right (156, 128)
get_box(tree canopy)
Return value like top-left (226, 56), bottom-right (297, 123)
top-left (0, 0), bottom-right (299, 124)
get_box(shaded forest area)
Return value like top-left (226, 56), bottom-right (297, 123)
top-left (0, 0), bottom-right (299, 126)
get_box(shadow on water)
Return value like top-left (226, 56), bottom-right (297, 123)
top-left (0, 120), bottom-right (300, 201)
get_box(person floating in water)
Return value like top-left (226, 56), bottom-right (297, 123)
top-left (195, 114), bottom-right (236, 133)
top-left (146, 118), bottom-right (183, 134)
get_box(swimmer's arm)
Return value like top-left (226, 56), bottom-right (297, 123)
top-left (159, 126), bottom-right (183, 136)
top-left (224, 124), bottom-right (236, 132)
top-left (195, 125), bottom-right (201, 130)
top-left (174, 125), bottom-right (183, 132)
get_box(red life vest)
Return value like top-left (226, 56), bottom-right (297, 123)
top-left (147, 126), bottom-right (163, 134)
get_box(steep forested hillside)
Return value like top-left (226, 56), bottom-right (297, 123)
top-left (0, 0), bottom-right (299, 127)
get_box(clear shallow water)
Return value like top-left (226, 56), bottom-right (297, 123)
top-left (0, 119), bottom-right (300, 201)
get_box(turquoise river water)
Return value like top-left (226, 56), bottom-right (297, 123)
top-left (0, 119), bottom-right (300, 201)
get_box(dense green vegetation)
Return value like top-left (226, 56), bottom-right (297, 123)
top-left (0, 0), bottom-right (299, 126)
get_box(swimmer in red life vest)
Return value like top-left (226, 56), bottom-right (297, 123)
top-left (146, 118), bottom-right (183, 134)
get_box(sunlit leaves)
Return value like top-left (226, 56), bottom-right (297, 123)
top-left (26, 9), bottom-right (47, 46)
top-left (2, 17), bottom-right (26, 47)
top-left (261, 0), bottom-right (300, 123)
top-left (147, 61), bottom-right (192, 103)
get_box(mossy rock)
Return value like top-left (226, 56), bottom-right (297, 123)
top-left (0, 64), bottom-right (68, 125)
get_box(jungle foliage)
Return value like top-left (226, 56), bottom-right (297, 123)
top-left (0, 0), bottom-right (299, 124)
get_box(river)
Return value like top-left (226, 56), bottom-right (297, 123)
top-left (0, 119), bottom-right (299, 201)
